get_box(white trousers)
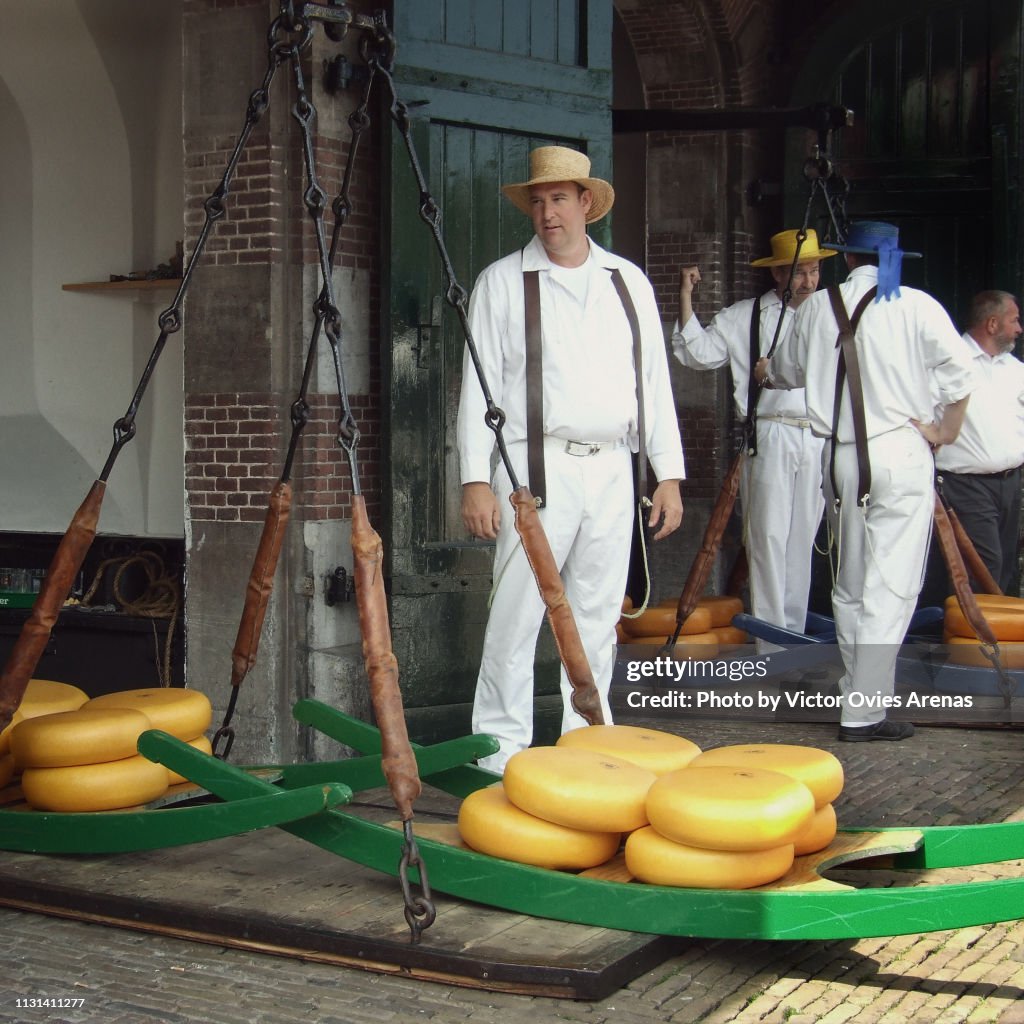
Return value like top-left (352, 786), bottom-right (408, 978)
top-left (824, 426), bottom-right (933, 726)
top-left (471, 437), bottom-right (634, 772)
top-left (741, 419), bottom-right (825, 634)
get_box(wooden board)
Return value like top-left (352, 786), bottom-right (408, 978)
top-left (0, 795), bottom-right (679, 1001)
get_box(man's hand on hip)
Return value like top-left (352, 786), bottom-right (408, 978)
top-left (648, 479), bottom-right (684, 541)
top-left (462, 482), bottom-right (501, 540)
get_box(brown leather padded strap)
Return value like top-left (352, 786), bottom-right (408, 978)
top-left (0, 480), bottom-right (105, 733)
top-left (351, 494), bottom-right (422, 820)
top-left (827, 286), bottom-right (877, 506)
top-left (510, 486), bottom-right (604, 725)
top-left (938, 485), bottom-right (1004, 595)
top-left (523, 269), bottom-right (546, 508)
top-left (231, 481), bottom-right (292, 687)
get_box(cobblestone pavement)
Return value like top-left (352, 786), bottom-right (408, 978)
top-left (2, 715), bottom-right (1024, 1024)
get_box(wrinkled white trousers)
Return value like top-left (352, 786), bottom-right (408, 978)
top-left (472, 437), bottom-right (633, 772)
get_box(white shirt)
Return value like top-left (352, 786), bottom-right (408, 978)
top-left (671, 290), bottom-right (811, 418)
top-left (767, 265), bottom-right (975, 441)
top-left (934, 332), bottom-right (1024, 474)
top-left (457, 235), bottom-right (686, 485)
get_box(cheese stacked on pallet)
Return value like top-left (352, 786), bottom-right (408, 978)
top-left (690, 744), bottom-right (844, 855)
top-left (0, 678), bottom-right (91, 791)
top-left (12, 707), bottom-right (169, 812)
top-left (458, 746), bottom-right (656, 870)
top-left (83, 688), bottom-right (214, 785)
top-left (693, 595), bottom-right (748, 646)
top-left (555, 724), bottom-right (701, 776)
top-left (619, 604), bottom-right (718, 657)
top-left (625, 763), bottom-right (816, 888)
top-left (943, 594), bottom-right (1024, 668)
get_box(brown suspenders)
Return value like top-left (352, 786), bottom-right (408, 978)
top-left (745, 296), bottom-right (762, 455)
top-left (522, 263), bottom-right (646, 509)
top-left (826, 285), bottom-right (878, 508)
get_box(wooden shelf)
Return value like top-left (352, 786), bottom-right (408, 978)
top-left (62, 279), bottom-right (182, 293)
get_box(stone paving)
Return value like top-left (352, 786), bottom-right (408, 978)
top-left (1, 714), bottom-right (1023, 1024)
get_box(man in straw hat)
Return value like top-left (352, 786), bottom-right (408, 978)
top-left (672, 229), bottom-right (837, 644)
top-left (457, 145), bottom-right (685, 772)
top-left (756, 221), bottom-right (976, 741)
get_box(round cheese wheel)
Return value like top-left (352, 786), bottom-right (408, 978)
top-left (794, 803), bottom-right (837, 855)
top-left (83, 688), bottom-right (212, 740)
top-left (620, 605), bottom-right (712, 638)
top-left (556, 724), bottom-right (701, 776)
top-left (503, 745), bottom-right (656, 833)
top-left (646, 765), bottom-right (815, 852)
top-left (943, 636), bottom-right (1024, 669)
top-left (0, 752), bottom-right (15, 789)
top-left (696, 595), bottom-right (745, 629)
top-left (710, 626), bottom-right (748, 646)
top-left (0, 709), bottom-right (24, 756)
top-left (457, 784), bottom-right (620, 870)
top-left (689, 744), bottom-right (843, 809)
top-left (944, 601), bottom-right (1024, 641)
top-left (166, 733), bottom-right (214, 786)
top-left (16, 679), bottom-right (89, 719)
top-left (21, 754), bottom-right (169, 812)
top-left (625, 826), bottom-right (794, 889)
top-left (944, 593), bottom-right (1024, 612)
top-left (11, 707), bottom-right (153, 768)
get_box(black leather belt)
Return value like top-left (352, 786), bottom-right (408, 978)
top-left (947, 466), bottom-right (1021, 479)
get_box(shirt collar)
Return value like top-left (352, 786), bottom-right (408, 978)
top-left (522, 233), bottom-right (617, 272)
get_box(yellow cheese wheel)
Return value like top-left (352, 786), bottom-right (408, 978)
top-left (16, 679), bottom-right (89, 719)
top-left (0, 752), bottom-right (14, 789)
top-left (625, 826), bottom-right (794, 889)
top-left (11, 707), bottom-right (154, 768)
top-left (710, 626), bottom-right (748, 646)
top-left (696, 595), bottom-right (745, 629)
top-left (503, 745), bottom-right (656, 833)
top-left (21, 754), bottom-right (169, 812)
top-left (794, 803), bottom-right (837, 855)
top-left (0, 709), bottom-right (24, 756)
top-left (166, 733), bottom-right (214, 786)
top-left (646, 765), bottom-right (815, 852)
top-left (944, 593), bottom-right (1024, 612)
top-left (458, 784), bottom-right (621, 870)
top-left (689, 744), bottom-right (844, 809)
top-left (944, 601), bottom-right (1024, 641)
top-left (620, 605), bottom-right (712, 638)
top-left (83, 688), bottom-right (212, 740)
top-left (943, 636), bottom-right (1024, 669)
top-left (556, 724), bottom-right (701, 776)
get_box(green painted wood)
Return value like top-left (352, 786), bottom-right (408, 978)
top-left (0, 773), bottom-right (351, 855)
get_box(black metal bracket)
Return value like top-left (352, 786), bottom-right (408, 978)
top-left (324, 54), bottom-right (371, 94)
top-left (325, 566), bottom-right (355, 606)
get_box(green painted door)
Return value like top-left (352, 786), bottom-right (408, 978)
top-left (383, 1), bottom-right (612, 742)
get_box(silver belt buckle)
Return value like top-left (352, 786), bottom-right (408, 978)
top-left (564, 439), bottom-right (601, 457)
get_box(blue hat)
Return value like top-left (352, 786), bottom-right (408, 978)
top-left (831, 221), bottom-right (921, 301)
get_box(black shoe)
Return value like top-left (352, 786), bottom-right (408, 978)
top-left (838, 720), bottom-right (915, 742)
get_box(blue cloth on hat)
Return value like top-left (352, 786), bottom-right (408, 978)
top-left (876, 238), bottom-right (903, 302)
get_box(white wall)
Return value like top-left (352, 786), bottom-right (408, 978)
top-left (0, 0), bottom-right (184, 537)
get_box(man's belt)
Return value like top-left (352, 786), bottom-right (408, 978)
top-left (757, 413), bottom-right (812, 429)
top-left (945, 466), bottom-right (1022, 480)
top-left (558, 437), bottom-right (625, 457)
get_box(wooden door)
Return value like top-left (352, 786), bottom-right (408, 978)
top-left (383, 1), bottom-right (612, 742)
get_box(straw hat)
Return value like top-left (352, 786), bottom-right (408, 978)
top-left (501, 146), bottom-right (615, 224)
top-left (750, 229), bottom-right (838, 267)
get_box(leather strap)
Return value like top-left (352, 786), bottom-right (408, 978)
top-left (827, 285), bottom-right (877, 507)
top-left (745, 296), bottom-right (761, 455)
top-left (523, 268), bottom-right (546, 508)
top-left (609, 268), bottom-right (647, 500)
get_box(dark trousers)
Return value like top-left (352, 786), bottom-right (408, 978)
top-left (939, 468), bottom-right (1023, 594)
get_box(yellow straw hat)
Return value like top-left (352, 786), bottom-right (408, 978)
top-left (501, 146), bottom-right (615, 224)
top-left (750, 229), bottom-right (838, 267)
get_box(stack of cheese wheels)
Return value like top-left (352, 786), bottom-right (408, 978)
top-left (943, 594), bottom-right (1024, 668)
top-left (11, 706), bottom-right (169, 812)
top-left (626, 763), bottom-right (815, 888)
top-left (689, 744), bottom-right (844, 855)
top-left (694, 595), bottom-right (747, 646)
top-left (619, 603), bottom-right (718, 657)
top-left (556, 723), bottom-right (701, 776)
top-left (0, 678), bottom-right (90, 789)
top-left (82, 688), bottom-right (214, 786)
top-left (458, 746), bottom-right (656, 870)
